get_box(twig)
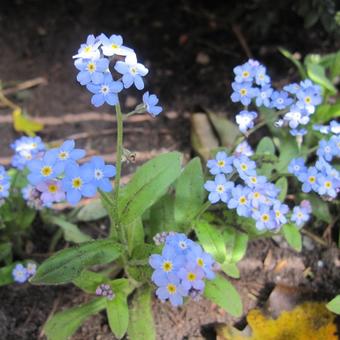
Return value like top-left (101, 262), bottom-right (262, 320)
top-left (322, 215), bottom-right (340, 244)
top-left (301, 229), bottom-right (328, 247)
top-left (2, 77), bottom-right (47, 96)
top-left (232, 24), bottom-right (252, 58)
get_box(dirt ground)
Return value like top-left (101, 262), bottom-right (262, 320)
top-left (0, 0), bottom-right (339, 339)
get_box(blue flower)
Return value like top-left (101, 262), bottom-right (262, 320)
top-left (317, 140), bottom-right (334, 162)
top-left (254, 65), bottom-right (270, 86)
top-left (299, 167), bottom-right (319, 193)
top-left (204, 174), bottom-right (234, 204)
top-left (155, 273), bottom-right (188, 306)
top-left (0, 175), bottom-right (10, 199)
top-left (99, 33), bottom-right (133, 57)
top-left (296, 87), bottom-right (322, 114)
top-left (61, 163), bottom-right (97, 205)
top-left (233, 63), bottom-right (254, 83)
top-left (178, 263), bottom-right (205, 291)
top-left (86, 74), bottom-right (123, 107)
top-left (207, 151), bottom-right (234, 175)
top-left (317, 176), bottom-right (337, 198)
top-left (255, 85), bottom-right (273, 107)
top-left (227, 185), bottom-right (252, 217)
top-left (233, 156), bottom-right (256, 177)
top-left (291, 205), bottom-right (310, 227)
top-left (75, 58), bottom-right (109, 85)
top-left (330, 135), bottom-right (340, 157)
top-left (270, 90), bottom-right (293, 110)
top-left (252, 206), bottom-right (277, 231)
top-left (165, 233), bottom-right (194, 254)
top-left (86, 156), bottom-right (116, 192)
top-left (283, 83), bottom-right (300, 95)
top-left (290, 128), bottom-right (307, 137)
top-left (187, 244), bottom-right (215, 280)
top-left (143, 92), bottom-right (162, 117)
top-left (288, 158), bottom-right (307, 179)
top-left (330, 121), bottom-right (340, 135)
top-left (244, 174), bottom-right (267, 189)
top-left (73, 34), bottom-right (101, 60)
top-left (12, 264), bottom-right (28, 283)
top-left (235, 110), bottom-right (257, 134)
top-left (234, 141), bottom-right (254, 157)
top-left (55, 140), bottom-right (86, 170)
top-left (273, 200), bottom-right (289, 225)
top-left (231, 82), bottom-right (256, 106)
top-left (114, 53), bottom-right (149, 90)
top-left (283, 106), bottom-right (310, 129)
top-left (27, 150), bottom-right (63, 185)
top-left (149, 246), bottom-right (184, 285)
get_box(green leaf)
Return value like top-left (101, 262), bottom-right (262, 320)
top-left (128, 286), bottom-right (156, 340)
top-left (326, 295), bottom-right (340, 315)
top-left (147, 193), bottom-right (176, 237)
top-left (277, 138), bottom-right (299, 173)
top-left (43, 298), bottom-right (106, 340)
top-left (275, 177), bottom-right (288, 202)
top-left (207, 111), bottom-right (241, 148)
top-left (106, 293), bottom-right (129, 339)
top-left (99, 190), bottom-right (116, 226)
top-left (314, 102), bottom-right (340, 123)
top-left (282, 224), bottom-right (302, 252)
top-left (306, 194), bottom-right (331, 223)
top-left (279, 47), bottom-right (307, 78)
top-left (220, 262), bottom-right (240, 279)
top-left (0, 264), bottom-right (15, 286)
top-left (204, 274), bottom-right (242, 317)
top-left (73, 270), bottom-right (109, 293)
top-left (0, 242), bottom-right (12, 263)
top-left (256, 137), bottom-right (276, 155)
top-left (195, 221), bottom-right (226, 263)
top-left (76, 199), bottom-right (108, 221)
top-left (118, 152), bottom-right (182, 225)
top-left (306, 62), bottom-right (337, 94)
top-left (174, 158), bottom-right (205, 229)
top-left (31, 240), bottom-right (122, 285)
top-left (223, 227), bottom-right (248, 263)
top-left (125, 217), bottom-right (145, 255)
top-left (49, 216), bottom-right (91, 243)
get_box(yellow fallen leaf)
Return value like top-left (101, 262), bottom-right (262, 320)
top-left (12, 108), bottom-right (43, 136)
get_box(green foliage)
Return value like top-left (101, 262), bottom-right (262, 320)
top-left (275, 177), bottom-right (288, 202)
top-left (282, 223), bottom-right (302, 252)
top-left (118, 152), bottom-right (182, 225)
top-left (76, 199), bottom-right (108, 221)
top-left (326, 295), bottom-right (340, 314)
top-left (128, 286), bottom-right (156, 340)
top-left (31, 240), bottom-right (123, 285)
top-left (204, 274), bottom-right (243, 317)
top-left (43, 298), bottom-right (106, 340)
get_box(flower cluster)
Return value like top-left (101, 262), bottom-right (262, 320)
top-left (0, 166), bottom-right (10, 200)
top-left (149, 233), bottom-right (216, 307)
top-left (10, 138), bottom-right (116, 207)
top-left (289, 135), bottom-right (340, 200)
top-left (313, 120), bottom-right (340, 135)
top-left (12, 262), bottom-right (37, 283)
top-left (231, 60), bottom-right (322, 137)
top-left (204, 151), bottom-right (311, 231)
top-left (96, 283), bottom-right (115, 300)
top-left (73, 34), bottom-right (162, 116)
top-left (291, 200), bottom-right (312, 227)
top-left (11, 136), bottom-right (45, 170)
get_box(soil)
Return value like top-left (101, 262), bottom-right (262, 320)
top-left (0, 0), bottom-right (339, 339)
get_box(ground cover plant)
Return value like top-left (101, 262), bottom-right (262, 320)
top-left (0, 31), bottom-right (339, 340)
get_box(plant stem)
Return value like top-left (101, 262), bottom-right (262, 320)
top-left (111, 101), bottom-right (124, 236)
top-left (195, 201), bottom-right (212, 220)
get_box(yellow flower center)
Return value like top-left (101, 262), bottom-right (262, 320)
top-left (59, 151), bottom-right (69, 160)
top-left (130, 67), bottom-right (137, 74)
top-left (241, 163), bottom-right (248, 171)
top-left (308, 176), bottom-right (316, 183)
top-left (111, 44), bottom-right (119, 49)
top-left (187, 272), bottom-right (196, 282)
top-left (162, 261), bottom-right (173, 272)
top-left (72, 177), bottom-right (83, 189)
top-left (48, 184), bottom-right (58, 193)
top-left (242, 71), bottom-right (250, 78)
top-left (305, 96), bottom-right (311, 104)
top-left (197, 258), bottom-right (204, 267)
top-left (239, 196), bottom-right (247, 204)
top-left (217, 160), bottom-right (225, 167)
top-left (41, 166), bottom-right (52, 177)
top-left (0, 184), bottom-right (3, 192)
top-left (87, 62), bottom-right (96, 73)
top-left (216, 184), bottom-right (225, 193)
top-left (250, 177), bottom-right (257, 183)
top-left (240, 88), bottom-right (247, 96)
top-left (167, 283), bottom-right (177, 294)
top-left (261, 214), bottom-right (269, 222)
top-left (298, 212), bottom-right (303, 218)
top-left (275, 211), bottom-right (281, 217)
top-left (325, 181), bottom-right (332, 189)
top-left (254, 192), bottom-right (260, 199)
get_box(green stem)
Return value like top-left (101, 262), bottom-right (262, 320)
top-left (111, 101), bottom-right (124, 237)
top-left (195, 201), bottom-right (211, 220)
